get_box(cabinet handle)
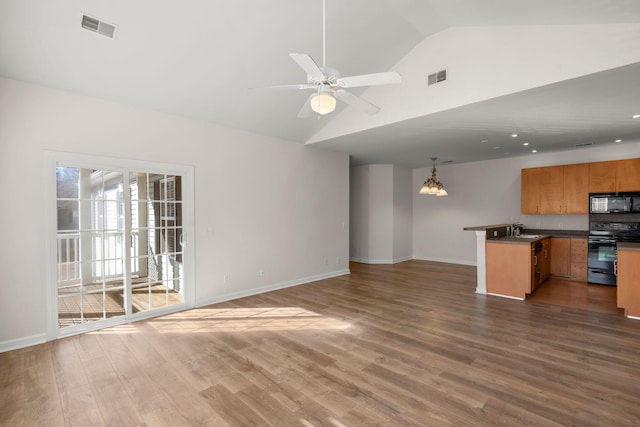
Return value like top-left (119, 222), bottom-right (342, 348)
top-left (534, 255), bottom-right (538, 266)
top-left (544, 249), bottom-right (548, 259)
top-left (614, 259), bottom-right (618, 276)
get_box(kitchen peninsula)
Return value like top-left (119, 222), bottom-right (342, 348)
top-left (464, 224), bottom-right (588, 298)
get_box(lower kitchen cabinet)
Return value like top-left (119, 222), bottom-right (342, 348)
top-left (486, 238), bottom-right (551, 299)
top-left (617, 243), bottom-right (640, 318)
top-left (549, 237), bottom-right (587, 280)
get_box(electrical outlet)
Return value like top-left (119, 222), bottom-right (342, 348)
top-left (224, 274), bottom-right (230, 283)
top-left (323, 258), bottom-right (328, 266)
top-left (493, 231), bottom-right (498, 237)
top-left (336, 257), bottom-right (341, 264)
top-left (259, 269), bottom-right (264, 277)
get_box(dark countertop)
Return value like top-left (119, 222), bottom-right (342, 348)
top-left (487, 234), bottom-right (552, 244)
top-left (463, 224), bottom-right (513, 231)
top-left (618, 242), bottom-right (640, 252)
top-left (523, 229), bottom-right (589, 239)
top-left (465, 224), bottom-right (588, 239)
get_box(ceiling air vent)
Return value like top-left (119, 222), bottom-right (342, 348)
top-left (574, 142), bottom-right (593, 147)
top-left (81, 14), bottom-right (117, 39)
top-left (428, 70), bottom-right (447, 85)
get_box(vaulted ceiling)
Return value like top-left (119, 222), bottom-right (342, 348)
top-left (1, 0), bottom-right (640, 168)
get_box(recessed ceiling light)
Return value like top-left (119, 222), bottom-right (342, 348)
top-left (481, 139), bottom-right (489, 143)
top-left (493, 146), bottom-right (501, 149)
top-left (532, 149), bottom-right (538, 153)
top-left (503, 152), bottom-right (510, 155)
top-left (633, 114), bottom-right (640, 119)
top-left (615, 139), bottom-right (622, 143)
top-left (523, 142), bottom-right (529, 146)
top-left (511, 134), bottom-right (518, 138)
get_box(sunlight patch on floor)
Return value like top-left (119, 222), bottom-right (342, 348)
top-left (149, 306), bottom-right (351, 333)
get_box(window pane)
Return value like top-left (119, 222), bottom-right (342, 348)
top-left (56, 167), bottom-right (79, 199)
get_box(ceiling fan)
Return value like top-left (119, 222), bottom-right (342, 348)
top-left (256, 0), bottom-right (402, 118)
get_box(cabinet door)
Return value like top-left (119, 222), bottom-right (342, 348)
top-left (539, 166), bottom-right (564, 214)
top-left (569, 238), bottom-right (588, 280)
top-left (550, 237), bottom-right (571, 277)
top-left (521, 168), bottom-right (541, 214)
top-left (616, 158), bottom-right (640, 192)
top-left (589, 161), bottom-right (617, 193)
top-left (563, 163), bottom-right (589, 214)
top-left (617, 249), bottom-right (640, 316)
top-left (540, 239), bottom-right (551, 283)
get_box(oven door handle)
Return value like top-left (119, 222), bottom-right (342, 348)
top-left (614, 259), bottom-right (618, 276)
top-left (589, 238), bottom-right (616, 244)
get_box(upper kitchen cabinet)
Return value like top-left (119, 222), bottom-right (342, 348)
top-left (589, 158), bottom-right (640, 193)
top-left (521, 168), bottom-right (542, 214)
top-left (563, 163), bottom-right (589, 213)
top-left (616, 158), bottom-right (640, 192)
top-left (521, 164), bottom-right (589, 214)
top-left (539, 165), bottom-right (564, 214)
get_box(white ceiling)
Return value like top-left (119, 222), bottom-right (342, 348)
top-left (1, 0), bottom-right (640, 168)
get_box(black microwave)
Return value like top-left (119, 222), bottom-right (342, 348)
top-left (590, 194), bottom-right (632, 213)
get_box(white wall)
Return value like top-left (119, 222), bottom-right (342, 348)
top-left (413, 142), bottom-right (640, 265)
top-left (0, 77), bottom-right (349, 349)
top-left (393, 166), bottom-right (412, 262)
top-left (349, 164), bottom-right (412, 263)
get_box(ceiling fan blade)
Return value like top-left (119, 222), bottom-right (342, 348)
top-left (334, 89), bottom-right (380, 115)
top-left (336, 71), bottom-right (401, 88)
top-left (249, 83), bottom-right (313, 91)
top-left (290, 53), bottom-right (325, 81)
top-left (297, 93), bottom-right (315, 118)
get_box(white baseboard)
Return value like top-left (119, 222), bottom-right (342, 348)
top-left (349, 256), bottom-right (412, 265)
top-left (196, 269), bottom-right (350, 308)
top-left (0, 333), bottom-right (46, 353)
top-left (487, 292), bottom-right (525, 301)
top-left (412, 255), bottom-right (477, 266)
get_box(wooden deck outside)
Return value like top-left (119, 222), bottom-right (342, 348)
top-left (58, 279), bottom-right (183, 327)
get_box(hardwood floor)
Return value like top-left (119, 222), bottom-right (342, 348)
top-left (2, 260), bottom-right (640, 426)
top-left (527, 276), bottom-right (623, 315)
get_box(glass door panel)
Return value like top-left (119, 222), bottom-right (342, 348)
top-left (55, 167), bottom-right (126, 328)
top-left (128, 172), bottom-right (184, 314)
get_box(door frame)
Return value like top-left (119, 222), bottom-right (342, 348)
top-left (44, 151), bottom-right (195, 341)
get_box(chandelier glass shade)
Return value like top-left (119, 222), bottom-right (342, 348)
top-left (419, 157), bottom-right (448, 196)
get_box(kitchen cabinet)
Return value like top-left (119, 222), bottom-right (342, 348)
top-left (539, 166), bottom-right (564, 214)
top-left (521, 168), bottom-right (541, 214)
top-left (521, 164), bottom-right (589, 214)
top-left (538, 238), bottom-right (551, 284)
top-left (569, 238), bottom-right (588, 280)
top-left (563, 163), bottom-right (590, 213)
top-left (616, 158), bottom-right (640, 192)
top-left (550, 238), bottom-right (571, 276)
top-left (589, 158), bottom-right (640, 193)
top-left (617, 243), bottom-right (640, 318)
top-left (486, 238), bottom-right (551, 299)
top-left (549, 237), bottom-right (587, 280)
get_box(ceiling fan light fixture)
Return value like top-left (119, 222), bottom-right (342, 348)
top-left (310, 92), bottom-right (336, 115)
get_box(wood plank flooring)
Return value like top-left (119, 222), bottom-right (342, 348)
top-left (2, 260), bottom-right (640, 426)
top-left (527, 276), bottom-right (622, 315)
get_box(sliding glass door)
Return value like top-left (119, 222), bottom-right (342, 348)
top-left (49, 154), bottom-right (193, 337)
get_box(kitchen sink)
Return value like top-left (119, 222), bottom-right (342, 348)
top-left (516, 234), bottom-right (540, 238)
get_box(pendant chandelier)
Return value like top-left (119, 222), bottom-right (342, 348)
top-left (419, 157), bottom-right (448, 196)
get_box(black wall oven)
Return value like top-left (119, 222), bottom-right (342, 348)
top-left (588, 194), bottom-right (640, 286)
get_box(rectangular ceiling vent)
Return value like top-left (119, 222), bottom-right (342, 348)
top-left (81, 14), bottom-right (117, 39)
top-left (574, 142), bottom-right (594, 147)
top-left (428, 70), bottom-right (447, 85)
